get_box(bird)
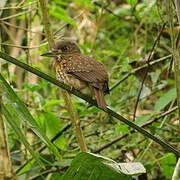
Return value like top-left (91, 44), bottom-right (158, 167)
top-left (41, 39), bottom-right (109, 111)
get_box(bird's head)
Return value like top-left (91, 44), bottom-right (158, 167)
top-left (41, 39), bottom-right (81, 57)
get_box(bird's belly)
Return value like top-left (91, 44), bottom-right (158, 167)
top-left (56, 71), bottom-right (92, 96)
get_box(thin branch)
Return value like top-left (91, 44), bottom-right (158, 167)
top-left (0, 52), bottom-right (180, 157)
top-left (133, 22), bottom-right (166, 120)
top-left (0, 42), bottom-right (46, 49)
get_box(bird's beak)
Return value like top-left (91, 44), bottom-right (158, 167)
top-left (41, 50), bottom-right (59, 57)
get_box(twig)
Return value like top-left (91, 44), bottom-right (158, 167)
top-left (39, 0), bottom-right (87, 152)
top-left (0, 52), bottom-right (180, 157)
top-left (133, 22), bottom-right (166, 120)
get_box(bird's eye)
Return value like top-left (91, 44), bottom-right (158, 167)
top-left (62, 46), bottom-right (68, 51)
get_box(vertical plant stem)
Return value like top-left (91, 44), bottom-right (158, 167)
top-left (172, 1), bottom-right (180, 179)
top-left (39, 0), bottom-right (55, 48)
top-left (168, 0), bottom-right (180, 122)
top-left (39, 0), bottom-right (87, 152)
top-left (63, 91), bottom-right (87, 151)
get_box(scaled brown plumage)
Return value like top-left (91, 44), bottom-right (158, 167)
top-left (42, 39), bottom-right (109, 111)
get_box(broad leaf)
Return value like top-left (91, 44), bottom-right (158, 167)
top-left (62, 152), bottom-right (146, 180)
top-left (160, 153), bottom-right (176, 179)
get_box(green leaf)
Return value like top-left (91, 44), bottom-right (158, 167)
top-left (54, 0), bottom-right (68, 6)
top-left (135, 115), bottom-right (151, 126)
top-left (160, 153), bottom-right (176, 179)
top-left (155, 88), bottom-right (176, 112)
top-left (54, 136), bottom-right (65, 151)
top-left (17, 159), bottom-right (36, 176)
top-left (62, 152), bottom-right (146, 180)
top-left (0, 73), bottom-right (61, 161)
top-left (44, 111), bottom-right (62, 138)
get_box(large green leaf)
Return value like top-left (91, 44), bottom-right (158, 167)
top-left (62, 152), bottom-right (146, 180)
top-left (0, 73), bottom-right (61, 161)
top-left (155, 88), bottom-right (176, 112)
top-left (160, 153), bottom-right (176, 179)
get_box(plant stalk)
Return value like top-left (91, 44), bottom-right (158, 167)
top-left (39, 0), bottom-right (87, 152)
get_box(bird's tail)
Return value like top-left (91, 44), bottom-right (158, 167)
top-left (94, 88), bottom-right (107, 111)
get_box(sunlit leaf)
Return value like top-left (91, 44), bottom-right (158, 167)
top-left (160, 153), bottom-right (176, 179)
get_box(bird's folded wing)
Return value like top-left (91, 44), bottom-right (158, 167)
top-left (64, 54), bottom-right (108, 84)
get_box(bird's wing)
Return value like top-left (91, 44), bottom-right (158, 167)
top-left (64, 54), bottom-right (108, 90)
